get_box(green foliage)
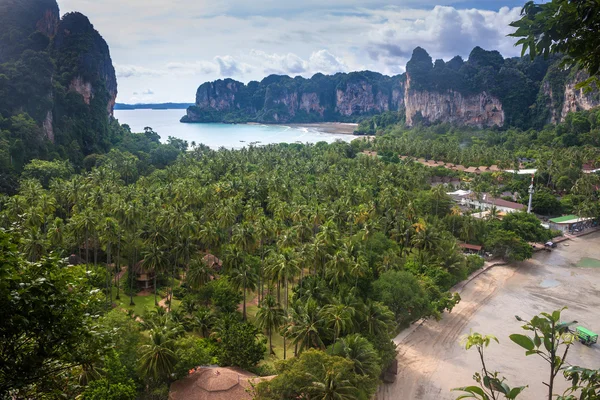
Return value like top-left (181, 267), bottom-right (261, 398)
top-left (172, 336), bottom-right (215, 379)
top-left (254, 349), bottom-right (376, 400)
top-left (500, 212), bottom-right (551, 243)
top-left (510, 0), bottom-right (600, 88)
top-left (209, 277), bottom-right (243, 314)
top-left (213, 314), bottom-right (266, 370)
top-left (21, 159), bottom-right (74, 187)
top-left (373, 270), bottom-right (431, 326)
top-left (0, 230), bottom-right (104, 397)
top-left (82, 351), bottom-right (137, 400)
top-left (485, 229), bottom-right (533, 261)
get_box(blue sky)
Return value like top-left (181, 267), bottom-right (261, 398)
top-left (59, 0), bottom-right (531, 103)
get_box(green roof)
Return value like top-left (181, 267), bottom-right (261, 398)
top-left (549, 215), bottom-right (580, 224)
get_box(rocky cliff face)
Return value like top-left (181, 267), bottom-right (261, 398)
top-left (183, 72), bottom-right (405, 124)
top-left (54, 12), bottom-right (118, 117)
top-left (404, 76), bottom-right (504, 127)
top-left (185, 47), bottom-right (599, 128)
top-left (560, 72), bottom-right (600, 122)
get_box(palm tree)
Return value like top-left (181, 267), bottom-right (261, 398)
top-left (304, 370), bottom-right (358, 400)
top-left (361, 300), bottom-right (394, 337)
top-left (142, 244), bottom-right (170, 306)
top-left (229, 262), bottom-right (258, 321)
top-left (320, 304), bottom-right (354, 344)
top-left (331, 334), bottom-right (381, 378)
top-left (138, 327), bottom-right (178, 380)
top-left (284, 299), bottom-right (326, 354)
top-left (192, 307), bottom-right (215, 337)
top-left (100, 217), bottom-right (120, 305)
top-left (186, 256), bottom-right (213, 290)
top-left (256, 295), bottom-right (285, 356)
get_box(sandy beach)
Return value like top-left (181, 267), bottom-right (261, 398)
top-left (286, 122), bottom-right (358, 135)
top-left (378, 231), bottom-right (600, 400)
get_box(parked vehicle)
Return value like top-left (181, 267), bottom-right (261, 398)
top-left (576, 326), bottom-right (598, 346)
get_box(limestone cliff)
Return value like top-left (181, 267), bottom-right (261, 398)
top-left (53, 12), bottom-right (118, 117)
top-left (184, 47), bottom-right (599, 128)
top-left (404, 76), bottom-right (504, 127)
top-left (183, 72), bottom-right (405, 124)
top-left (559, 72), bottom-right (600, 122)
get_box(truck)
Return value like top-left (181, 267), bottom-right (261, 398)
top-left (576, 326), bottom-right (598, 346)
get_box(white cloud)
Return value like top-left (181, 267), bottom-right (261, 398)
top-left (115, 65), bottom-right (165, 78)
top-left (308, 50), bottom-right (348, 75)
top-left (58, 0), bottom-right (526, 102)
top-left (142, 89), bottom-right (154, 95)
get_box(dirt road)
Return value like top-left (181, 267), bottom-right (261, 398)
top-left (378, 231), bottom-right (600, 400)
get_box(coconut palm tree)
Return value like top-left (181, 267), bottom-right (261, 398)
top-left (138, 327), bottom-right (178, 380)
top-left (303, 370), bottom-right (358, 400)
top-left (284, 299), bottom-right (326, 354)
top-left (256, 294), bottom-right (285, 356)
top-left (142, 243), bottom-right (170, 306)
top-left (320, 303), bottom-right (355, 344)
top-left (361, 300), bottom-right (394, 337)
top-left (229, 262), bottom-right (258, 321)
top-left (186, 256), bottom-right (213, 290)
top-left (331, 334), bottom-right (381, 378)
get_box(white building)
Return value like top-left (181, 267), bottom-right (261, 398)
top-left (447, 190), bottom-right (525, 214)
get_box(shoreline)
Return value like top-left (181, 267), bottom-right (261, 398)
top-left (244, 121), bottom-right (359, 135)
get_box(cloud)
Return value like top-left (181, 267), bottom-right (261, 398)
top-left (308, 50), bottom-right (348, 74)
top-left (365, 6), bottom-right (522, 71)
top-left (166, 61), bottom-right (218, 75)
top-left (142, 89), bottom-right (154, 95)
top-left (63, 1), bottom-right (527, 102)
top-left (115, 65), bottom-right (165, 78)
top-left (215, 55), bottom-right (253, 77)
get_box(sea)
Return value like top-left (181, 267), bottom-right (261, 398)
top-left (114, 109), bottom-right (354, 150)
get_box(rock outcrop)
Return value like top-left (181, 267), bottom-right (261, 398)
top-left (54, 12), bottom-right (118, 117)
top-left (560, 72), bottom-right (600, 122)
top-left (184, 47), bottom-right (599, 128)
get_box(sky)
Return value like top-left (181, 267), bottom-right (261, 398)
top-left (58, 0), bottom-right (532, 104)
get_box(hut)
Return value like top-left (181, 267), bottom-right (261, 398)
top-left (169, 367), bottom-right (274, 400)
top-left (459, 243), bottom-right (483, 255)
top-left (133, 261), bottom-right (155, 290)
top-left (202, 253), bottom-right (223, 273)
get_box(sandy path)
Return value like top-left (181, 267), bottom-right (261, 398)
top-left (378, 231), bottom-right (600, 400)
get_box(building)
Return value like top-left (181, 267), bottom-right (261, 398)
top-left (548, 215), bottom-right (595, 233)
top-left (448, 190), bottom-right (525, 214)
top-left (459, 243), bottom-right (483, 254)
top-left (169, 367), bottom-right (274, 400)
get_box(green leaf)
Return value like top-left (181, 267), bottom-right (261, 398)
top-left (507, 386), bottom-right (528, 399)
top-left (509, 334), bottom-right (535, 351)
top-left (552, 310), bottom-right (561, 322)
top-left (533, 333), bottom-right (541, 348)
top-left (543, 336), bottom-right (553, 352)
top-left (452, 386), bottom-right (487, 397)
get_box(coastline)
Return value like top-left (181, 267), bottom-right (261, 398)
top-left (246, 122), bottom-right (359, 135)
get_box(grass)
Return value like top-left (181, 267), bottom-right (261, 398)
top-left (111, 286), bottom-right (181, 318)
top-left (245, 291), bottom-right (295, 364)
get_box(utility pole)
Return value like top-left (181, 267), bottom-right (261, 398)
top-left (527, 174), bottom-right (535, 214)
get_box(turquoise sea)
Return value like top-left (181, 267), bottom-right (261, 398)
top-left (114, 109), bottom-right (354, 149)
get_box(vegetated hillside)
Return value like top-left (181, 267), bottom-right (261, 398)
top-left (0, 0), bottom-right (118, 192)
top-left (183, 47), bottom-right (599, 129)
